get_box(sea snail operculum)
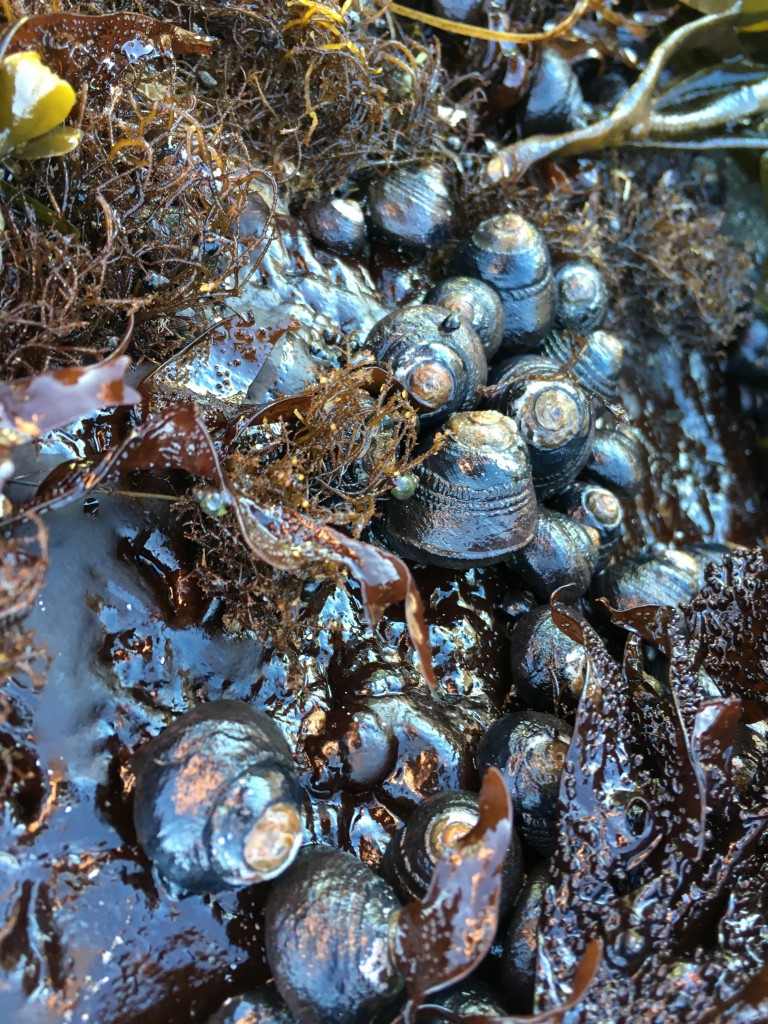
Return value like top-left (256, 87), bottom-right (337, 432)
top-left (543, 328), bottom-right (624, 406)
top-left (366, 163), bottom-right (454, 252)
top-left (381, 788), bottom-right (524, 916)
top-left (424, 276), bottom-right (505, 360)
top-left (265, 845), bottom-right (404, 1024)
top-left (476, 710), bottom-right (572, 856)
top-left (384, 409), bottom-right (538, 568)
top-left (132, 700), bottom-right (303, 893)
top-left (493, 355), bottom-right (595, 498)
top-left (552, 261), bottom-right (609, 335)
top-left (449, 212), bottom-right (556, 355)
top-left (367, 304), bottom-right (487, 423)
top-left (303, 196), bottom-right (366, 256)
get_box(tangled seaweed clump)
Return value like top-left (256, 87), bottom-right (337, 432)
top-left (0, 0), bottom-right (767, 1022)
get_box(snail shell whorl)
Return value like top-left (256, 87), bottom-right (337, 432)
top-left (265, 846), bottom-right (403, 1024)
top-left (384, 409), bottom-right (538, 568)
top-left (367, 304), bottom-right (487, 424)
top-left (132, 700), bottom-right (303, 893)
top-left (424, 276), bottom-right (505, 360)
top-left (450, 212), bottom-right (556, 354)
top-left (543, 328), bottom-right (624, 406)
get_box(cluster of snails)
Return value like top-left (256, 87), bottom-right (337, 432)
top-left (355, 207), bottom-right (646, 608)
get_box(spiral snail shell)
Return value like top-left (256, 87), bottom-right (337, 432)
top-left (552, 261), bottom-right (609, 335)
top-left (265, 845), bottom-right (404, 1024)
top-left (450, 212), bottom-right (556, 354)
top-left (384, 409), bottom-right (538, 568)
top-left (132, 701), bottom-right (303, 893)
top-left (366, 164), bottom-right (454, 252)
top-left (366, 304), bottom-right (487, 424)
top-left (303, 196), bottom-right (366, 256)
top-left (476, 710), bottom-right (572, 855)
top-left (424, 276), bottom-right (505, 360)
top-left (543, 328), bottom-right (624, 406)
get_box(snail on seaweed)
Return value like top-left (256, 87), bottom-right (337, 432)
top-left (552, 261), bottom-right (609, 335)
top-left (381, 788), bottom-right (524, 914)
top-left (265, 845), bottom-right (404, 1024)
top-left (366, 304), bottom-right (487, 423)
top-left (424, 276), bottom-right (505, 359)
top-left (366, 163), bottom-right (454, 251)
top-left (521, 48), bottom-right (586, 137)
top-left (493, 354), bottom-right (595, 498)
top-left (384, 409), bottom-right (538, 568)
top-left (592, 548), bottom-right (702, 610)
top-left (132, 700), bottom-right (303, 893)
top-left (476, 710), bottom-right (572, 856)
top-left (450, 212), bottom-right (556, 354)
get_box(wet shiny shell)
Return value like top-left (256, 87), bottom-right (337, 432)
top-left (430, 0), bottom-right (485, 24)
top-left (384, 409), bottom-right (538, 568)
top-left (245, 303), bottom-right (328, 407)
top-left (450, 212), bottom-right (556, 354)
top-left (592, 548), bottom-right (702, 611)
top-left (366, 163), bottom-right (454, 251)
top-left (303, 197), bottom-right (366, 256)
top-left (205, 986), bottom-right (297, 1024)
top-left (580, 426), bottom-right (645, 498)
top-left (424, 276), bottom-right (505, 360)
top-left (366, 304), bottom-right (487, 424)
top-left (551, 481), bottom-right (624, 570)
top-left (521, 48), bottom-right (585, 136)
top-left (265, 846), bottom-right (404, 1024)
top-left (476, 710), bottom-right (572, 855)
top-left (509, 507), bottom-right (599, 600)
top-left (510, 605), bottom-right (588, 712)
top-left (132, 700), bottom-right (303, 893)
top-left (500, 863), bottom-right (549, 1011)
top-left (543, 328), bottom-right (624, 406)
top-left (381, 788), bottom-right (524, 915)
top-left (495, 354), bottom-right (595, 498)
top-left (553, 261), bottom-right (609, 334)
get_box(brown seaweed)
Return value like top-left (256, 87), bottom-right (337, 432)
top-left (21, 403), bottom-right (436, 687)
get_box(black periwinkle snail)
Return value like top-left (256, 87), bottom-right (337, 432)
top-left (303, 196), bottom-right (366, 256)
top-left (450, 212), bottom-right (556, 354)
top-left (205, 986), bottom-right (297, 1024)
top-left (592, 548), bottom-right (702, 611)
top-left (384, 409), bottom-right (538, 568)
top-left (366, 163), bottom-right (454, 251)
top-left (366, 304), bottom-right (487, 423)
top-left (424, 276), bottom-right (505, 359)
top-left (543, 328), bottom-right (624, 406)
top-left (551, 481), bottom-right (624, 570)
top-left (509, 605), bottom-right (588, 712)
top-left (521, 48), bottom-right (586, 137)
top-left (132, 700), bottom-right (303, 893)
top-left (476, 710), bottom-right (572, 855)
top-left (552, 261), bottom-right (609, 335)
top-left (494, 355), bottom-right (595, 498)
top-left (381, 789), bottom-right (524, 914)
top-left (581, 426), bottom-right (646, 499)
top-left (509, 507), bottom-right (599, 600)
top-left (500, 863), bottom-right (549, 1011)
top-left (265, 845), bottom-right (403, 1024)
